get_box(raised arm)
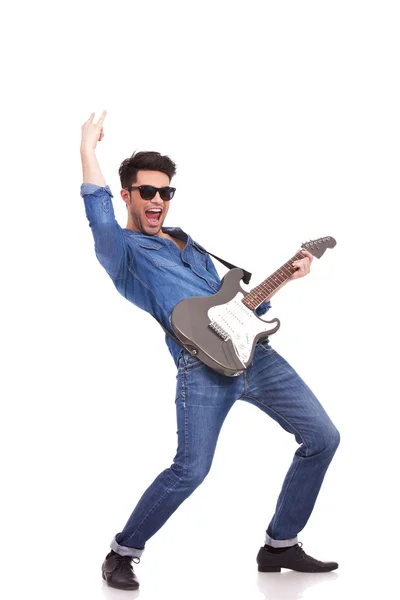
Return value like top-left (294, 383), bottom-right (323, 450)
top-left (80, 111), bottom-right (126, 280)
top-left (80, 111), bottom-right (106, 186)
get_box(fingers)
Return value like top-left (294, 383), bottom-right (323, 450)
top-left (300, 249), bottom-right (313, 262)
top-left (81, 112), bottom-right (94, 129)
top-left (96, 109), bottom-right (107, 126)
top-left (291, 252), bottom-right (312, 279)
top-left (82, 110), bottom-right (106, 128)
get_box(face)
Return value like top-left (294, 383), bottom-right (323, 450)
top-left (121, 170), bottom-right (171, 236)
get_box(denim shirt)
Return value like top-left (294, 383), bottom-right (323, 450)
top-left (80, 183), bottom-right (271, 366)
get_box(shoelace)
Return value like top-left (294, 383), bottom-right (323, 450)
top-left (113, 553), bottom-right (141, 573)
top-left (295, 542), bottom-right (307, 559)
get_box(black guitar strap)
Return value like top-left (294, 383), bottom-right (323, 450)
top-left (159, 249), bottom-right (252, 352)
top-left (203, 251), bottom-right (252, 285)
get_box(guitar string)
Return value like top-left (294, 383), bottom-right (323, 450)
top-left (243, 251), bottom-right (304, 309)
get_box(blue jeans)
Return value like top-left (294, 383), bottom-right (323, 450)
top-left (110, 342), bottom-right (340, 558)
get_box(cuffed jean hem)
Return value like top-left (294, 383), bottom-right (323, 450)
top-left (264, 533), bottom-right (298, 548)
top-left (110, 535), bottom-right (145, 559)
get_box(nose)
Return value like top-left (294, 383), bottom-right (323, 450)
top-left (152, 191), bottom-right (164, 204)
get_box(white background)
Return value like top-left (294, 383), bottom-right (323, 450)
top-left (1, 1), bottom-right (399, 598)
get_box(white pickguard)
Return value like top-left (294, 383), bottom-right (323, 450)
top-left (207, 292), bottom-right (275, 364)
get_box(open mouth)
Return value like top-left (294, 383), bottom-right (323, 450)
top-left (145, 209), bottom-right (162, 227)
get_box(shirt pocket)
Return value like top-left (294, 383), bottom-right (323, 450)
top-left (138, 240), bottom-right (181, 268)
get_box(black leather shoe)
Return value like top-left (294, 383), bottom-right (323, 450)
top-left (256, 542), bottom-right (338, 573)
top-left (102, 550), bottom-right (140, 590)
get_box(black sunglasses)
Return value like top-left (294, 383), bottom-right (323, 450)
top-left (127, 185), bottom-right (176, 201)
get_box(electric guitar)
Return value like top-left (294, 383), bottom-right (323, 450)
top-left (169, 236), bottom-right (336, 376)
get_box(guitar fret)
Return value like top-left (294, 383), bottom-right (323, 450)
top-left (242, 251), bottom-right (306, 310)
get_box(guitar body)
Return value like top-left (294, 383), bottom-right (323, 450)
top-left (170, 268), bottom-right (280, 376)
top-left (170, 236), bottom-right (336, 377)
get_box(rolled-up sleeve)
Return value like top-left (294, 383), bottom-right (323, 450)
top-left (80, 184), bottom-right (126, 279)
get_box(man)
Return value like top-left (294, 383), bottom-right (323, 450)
top-left (80, 111), bottom-right (340, 591)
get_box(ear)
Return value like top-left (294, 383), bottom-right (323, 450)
top-left (121, 189), bottom-right (130, 207)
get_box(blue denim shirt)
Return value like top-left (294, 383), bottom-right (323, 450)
top-left (80, 183), bottom-right (271, 366)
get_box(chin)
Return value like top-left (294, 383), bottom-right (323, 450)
top-left (143, 223), bottom-right (162, 235)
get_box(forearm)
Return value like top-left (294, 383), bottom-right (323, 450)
top-left (80, 147), bottom-right (106, 187)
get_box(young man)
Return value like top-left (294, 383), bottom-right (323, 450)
top-left (80, 111), bottom-right (340, 591)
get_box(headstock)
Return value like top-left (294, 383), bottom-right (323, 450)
top-left (301, 236), bottom-right (337, 259)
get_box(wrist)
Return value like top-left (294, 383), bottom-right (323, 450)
top-left (80, 145), bottom-right (96, 157)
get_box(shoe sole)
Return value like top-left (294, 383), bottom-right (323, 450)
top-left (257, 565), bottom-right (338, 573)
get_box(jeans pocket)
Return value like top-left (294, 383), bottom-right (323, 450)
top-left (181, 351), bottom-right (205, 373)
top-left (257, 340), bottom-right (276, 354)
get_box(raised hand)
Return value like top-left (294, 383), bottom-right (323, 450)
top-left (81, 110), bottom-right (107, 153)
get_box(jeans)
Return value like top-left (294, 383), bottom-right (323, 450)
top-left (110, 342), bottom-right (340, 558)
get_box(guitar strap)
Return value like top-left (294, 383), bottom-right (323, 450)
top-left (158, 249), bottom-right (252, 352)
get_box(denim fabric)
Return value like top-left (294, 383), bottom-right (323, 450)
top-left (110, 342), bottom-right (340, 558)
top-left (80, 183), bottom-right (271, 367)
top-left (81, 184), bottom-right (339, 559)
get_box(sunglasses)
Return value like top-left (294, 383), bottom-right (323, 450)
top-left (127, 185), bottom-right (176, 201)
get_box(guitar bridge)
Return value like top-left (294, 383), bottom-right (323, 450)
top-left (208, 321), bottom-right (230, 341)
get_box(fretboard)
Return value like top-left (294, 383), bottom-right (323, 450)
top-left (242, 251), bottom-right (304, 310)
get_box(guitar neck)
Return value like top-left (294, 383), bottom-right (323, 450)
top-left (242, 251), bottom-right (304, 310)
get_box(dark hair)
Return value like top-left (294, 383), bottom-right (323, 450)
top-left (118, 150), bottom-right (177, 189)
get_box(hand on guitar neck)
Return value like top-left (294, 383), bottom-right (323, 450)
top-left (265, 249), bottom-right (314, 301)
